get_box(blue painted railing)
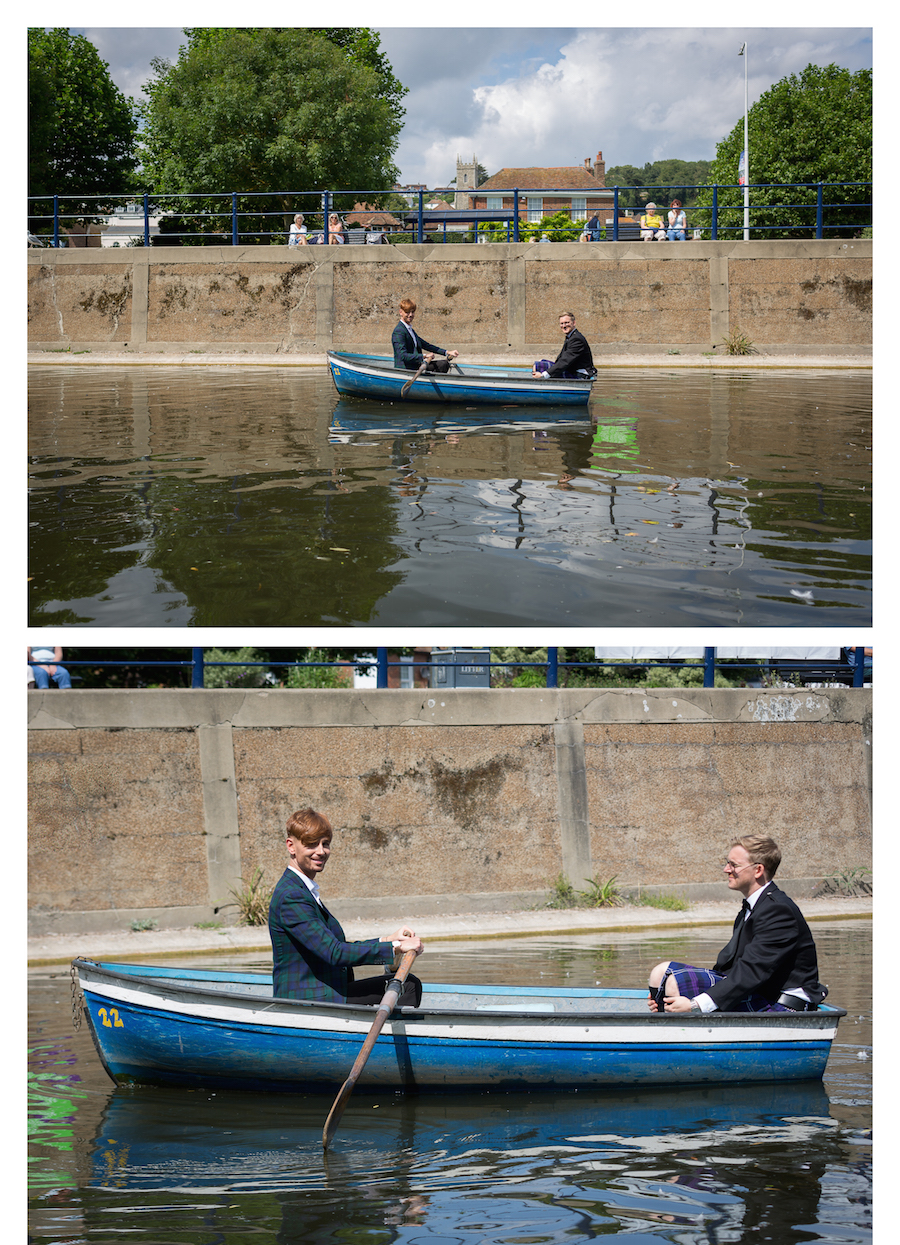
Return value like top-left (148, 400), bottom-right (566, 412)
top-left (30, 648), bottom-right (870, 689)
top-left (27, 181), bottom-right (872, 248)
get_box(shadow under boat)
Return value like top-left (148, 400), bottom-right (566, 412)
top-left (328, 395), bottom-right (592, 441)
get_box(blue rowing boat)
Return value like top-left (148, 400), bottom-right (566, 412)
top-left (327, 351), bottom-right (594, 407)
top-left (74, 959), bottom-right (844, 1093)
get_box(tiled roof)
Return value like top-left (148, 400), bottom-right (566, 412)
top-left (344, 202), bottom-right (402, 226)
top-left (478, 167), bottom-right (602, 191)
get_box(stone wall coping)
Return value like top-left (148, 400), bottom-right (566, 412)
top-left (27, 686), bottom-right (873, 730)
top-left (28, 238), bottom-right (872, 266)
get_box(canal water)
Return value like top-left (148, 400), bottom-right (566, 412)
top-left (29, 923), bottom-right (871, 1244)
top-left (28, 366), bottom-right (871, 627)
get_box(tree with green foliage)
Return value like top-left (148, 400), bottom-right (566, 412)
top-left (28, 27), bottom-right (138, 223)
top-left (694, 63), bottom-right (872, 239)
top-left (489, 647), bottom-right (765, 689)
top-left (138, 27), bottom-right (406, 242)
top-left (604, 159), bottom-right (713, 212)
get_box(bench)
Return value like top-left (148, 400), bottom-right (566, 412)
top-left (603, 220), bottom-right (642, 241)
top-left (769, 660), bottom-right (863, 687)
top-left (602, 220), bottom-right (695, 241)
top-left (345, 228), bottom-right (367, 244)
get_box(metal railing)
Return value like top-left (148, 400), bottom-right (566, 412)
top-left (27, 181), bottom-right (872, 249)
top-left (29, 647), bottom-right (871, 689)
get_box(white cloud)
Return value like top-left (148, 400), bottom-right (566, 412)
top-left (77, 27), bottom-right (184, 100)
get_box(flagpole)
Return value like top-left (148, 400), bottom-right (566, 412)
top-left (739, 42), bottom-right (749, 241)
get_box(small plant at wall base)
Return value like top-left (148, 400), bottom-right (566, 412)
top-left (578, 876), bottom-right (625, 908)
top-left (813, 866), bottom-right (872, 898)
top-left (130, 918), bottom-right (158, 932)
top-left (721, 328), bottom-right (757, 355)
top-left (544, 873), bottom-right (580, 909)
top-left (631, 890), bottom-right (689, 911)
top-left (217, 868), bottom-right (273, 926)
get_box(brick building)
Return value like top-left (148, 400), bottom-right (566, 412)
top-left (460, 151), bottom-right (614, 224)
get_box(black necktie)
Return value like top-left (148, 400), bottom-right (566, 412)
top-left (735, 899), bottom-right (751, 946)
top-left (718, 899), bottom-right (751, 970)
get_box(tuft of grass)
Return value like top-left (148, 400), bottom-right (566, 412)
top-left (544, 873), bottom-right (580, 909)
top-left (721, 327), bottom-right (757, 355)
top-left (813, 866), bottom-right (872, 898)
top-left (130, 918), bottom-right (158, 932)
top-left (194, 920), bottom-right (224, 930)
top-left (632, 891), bottom-right (689, 911)
top-left (217, 867), bottom-right (273, 926)
top-left (578, 875), bottom-right (624, 908)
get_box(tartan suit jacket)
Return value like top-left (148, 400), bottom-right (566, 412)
top-left (706, 882), bottom-right (826, 1011)
top-left (268, 868), bottom-right (393, 1001)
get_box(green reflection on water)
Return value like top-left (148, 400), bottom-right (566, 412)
top-left (29, 1069), bottom-right (87, 1190)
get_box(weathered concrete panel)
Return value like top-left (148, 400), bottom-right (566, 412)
top-left (147, 259), bottom-right (317, 345)
top-left (27, 261), bottom-right (132, 344)
top-left (583, 720), bottom-right (871, 886)
top-left (333, 258), bottom-right (509, 347)
top-left (232, 723), bottom-right (558, 900)
top-left (28, 727), bottom-right (207, 915)
top-left (729, 257), bottom-right (872, 345)
top-left (526, 258), bottom-right (710, 344)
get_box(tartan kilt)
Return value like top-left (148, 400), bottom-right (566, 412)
top-left (656, 961), bottom-right (790, 1013)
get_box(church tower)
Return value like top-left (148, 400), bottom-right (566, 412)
top-left (455, 155), bottom-right (478, 209)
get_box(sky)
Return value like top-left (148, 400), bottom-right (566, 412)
top-left (68, 22), bottom-right (873, 188)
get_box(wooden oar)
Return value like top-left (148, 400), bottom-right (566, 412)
top-left (322, 949), bottom-right (417, 1151)
top-left (400, 364), bottom-right (426, 397)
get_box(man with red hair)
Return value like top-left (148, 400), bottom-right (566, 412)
top-left (391, 297), bottom-right (459, 372)
top-left (268, 807), bottom-right (423, 1006)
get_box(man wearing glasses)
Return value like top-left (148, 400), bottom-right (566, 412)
top-left (647, 835), bottom-right (826, 1014)
top-left (532, 312), bottom-right (596, 379)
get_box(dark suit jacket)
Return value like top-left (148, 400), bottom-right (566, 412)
top-left (707, 882), bottom-right (826, 1011)
top-left (268, 868), bottom-right (393, 1000)
top-left (548, 327), bottom-right (595, 377)
top-left (391, 320), bottom-right (447, 369)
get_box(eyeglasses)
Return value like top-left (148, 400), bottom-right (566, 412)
top-left (723, 860), bottom-right (757, 873)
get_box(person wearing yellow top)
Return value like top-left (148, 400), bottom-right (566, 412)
top-left (640, 202), bottom-right (667, 241)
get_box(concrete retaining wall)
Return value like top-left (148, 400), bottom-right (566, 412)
top-left (27, 687), bottom-right (873, 935)
top-left (27, 239), bottom-right (872, 358)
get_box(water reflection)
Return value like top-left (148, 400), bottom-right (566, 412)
top-left (79, 1083), bottom-right (839, 1245)
top-left (28, 366), bottom-right (871, 626)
